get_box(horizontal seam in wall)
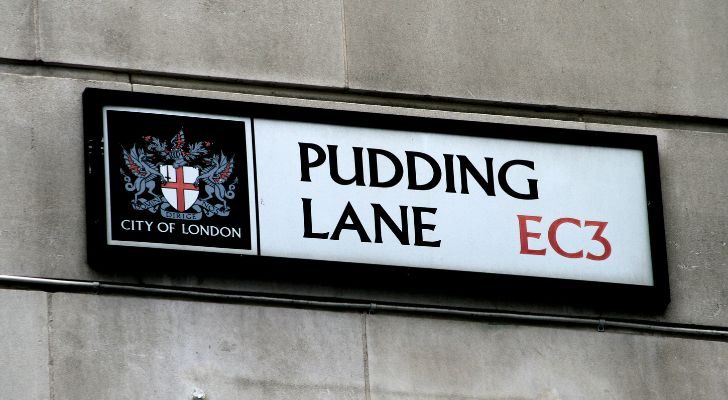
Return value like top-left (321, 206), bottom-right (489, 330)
top-left (1, 274), bottom-right (727, 341)
top-left (0, 57), bottom-right (727, 133)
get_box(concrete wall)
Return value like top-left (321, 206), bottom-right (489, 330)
top-left (1, 1), bottom-right (727, 399)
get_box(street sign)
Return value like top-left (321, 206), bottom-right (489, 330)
top-left (84, 89), bottom-right (669, 306)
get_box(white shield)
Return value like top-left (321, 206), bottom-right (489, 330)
top-left (160, 165), bottom-right (199, 211)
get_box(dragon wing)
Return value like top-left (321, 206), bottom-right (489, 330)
top-left (213, 153), bottom-right (234, 183)
top-left (171, 128), bottom-right (186, 149)
top-left (122, 145), bottom-right (149, 177)
top-left (183, 141), bottom-right (208, 163)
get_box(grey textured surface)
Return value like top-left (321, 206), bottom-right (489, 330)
top-left (366, 314), bottom-right (728, 400)
top-left (344, 0), bottom-right (728, 119)
top-left (38, 0), bottom-right (346, 87)
top-left (0, 290), bottom-right (50, 400)
top-left (49, 293), bottom-right (366, 399)
top-left (130, 83), bottom-right (589, 130)
top-left (0, 0), bottom-right (35, 60)
top-left (657, 130), bottom-right (728, 324)
top-left (0, 72), bottom-right (130, 279)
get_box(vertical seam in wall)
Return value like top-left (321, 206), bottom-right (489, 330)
top-left (361, 313), bottom-right (371, 400)
top-left (33, 0), bottom-right (41, 60)
top-left (340, 0), bottom-right (350, 89)
top-left (129, 73), bottom-right (134, 92)
top-left (46, 293), bottom-right (54, 400)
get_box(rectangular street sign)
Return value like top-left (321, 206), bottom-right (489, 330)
top-left (84, 89), bottom-right (669, 306)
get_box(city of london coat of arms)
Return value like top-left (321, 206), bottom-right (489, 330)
top-left (120, 128), bottom-right (238, 221)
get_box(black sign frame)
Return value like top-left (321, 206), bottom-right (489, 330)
top-left (84, 88), bottom-right (670, 310)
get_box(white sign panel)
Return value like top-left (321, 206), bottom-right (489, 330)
top-left (254, 120), bottom-right (654, 286)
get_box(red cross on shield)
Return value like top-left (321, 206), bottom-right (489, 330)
top-left (160, 165), bottom-right (199, 211)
